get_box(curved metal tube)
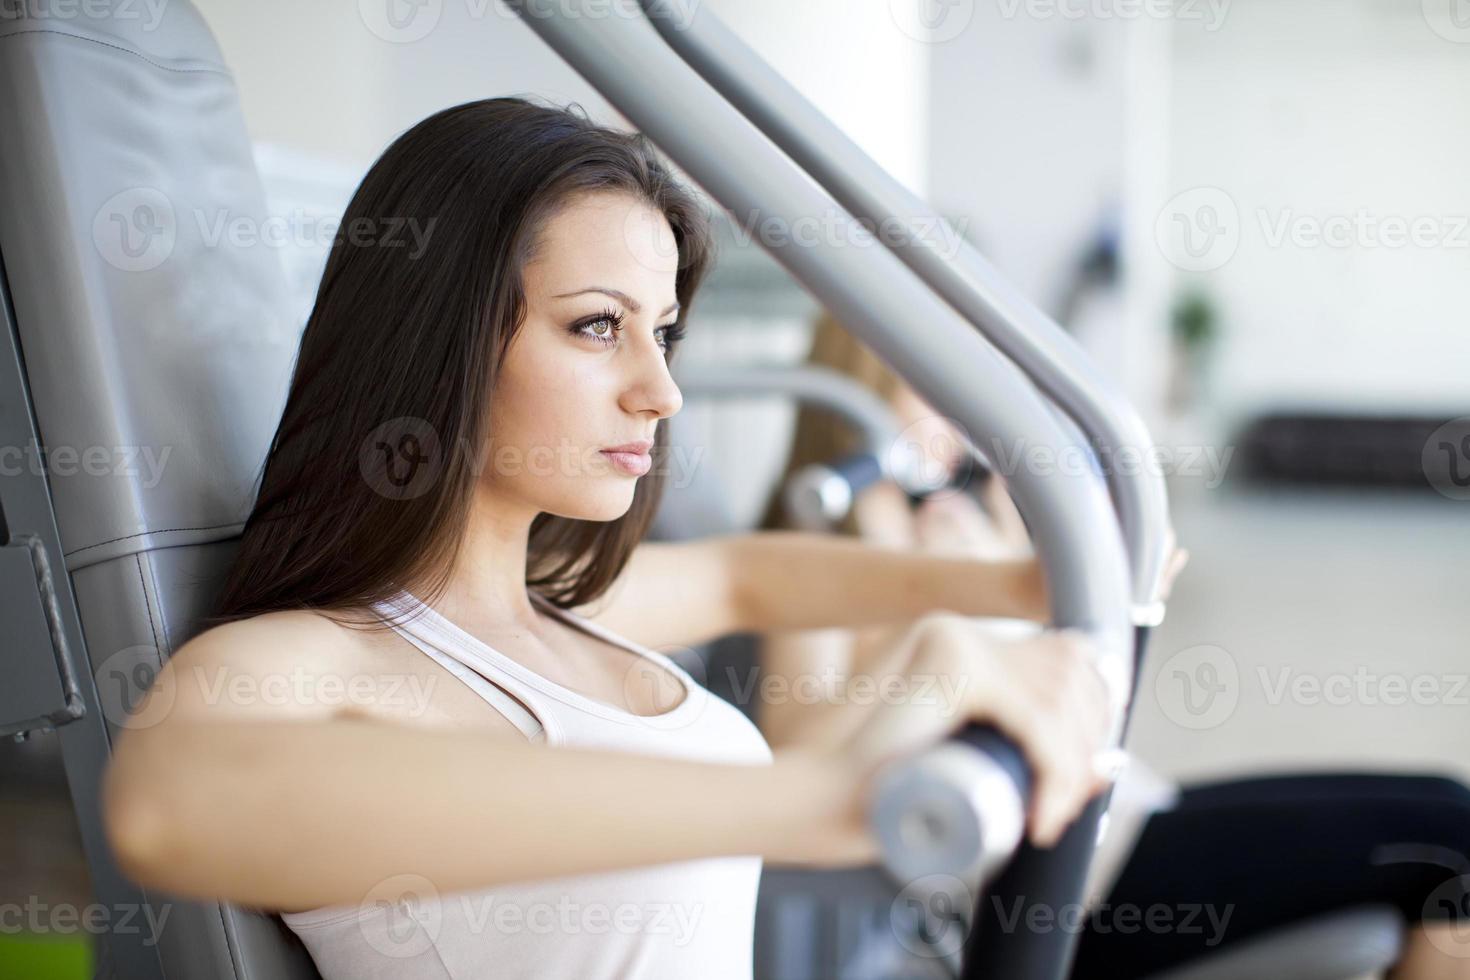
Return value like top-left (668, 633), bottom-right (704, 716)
top-left (672, 364), bottom-right (901, 451)
top-left (637, 0), bottom-right (1171, 623)
top-left (503, 5), bottom-right (1135, 978)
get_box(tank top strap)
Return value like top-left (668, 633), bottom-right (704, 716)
top-left (370, 591), bottom-right (554, 743)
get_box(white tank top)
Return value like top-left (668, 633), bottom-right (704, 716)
top-left (281, 588), bottom-right (774, 980)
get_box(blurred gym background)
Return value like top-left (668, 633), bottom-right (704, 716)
top-left (4, 1), bottom-right (1466, 976)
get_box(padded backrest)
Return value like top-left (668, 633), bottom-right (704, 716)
top-left (0, 3), bottom-right (320, 977)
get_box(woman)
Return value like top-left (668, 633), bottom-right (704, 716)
top-left (98, 98), bottom-right (1117, 980)
top-left (758, 312), bottom-right (1470, 979)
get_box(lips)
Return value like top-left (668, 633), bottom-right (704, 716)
top-left (599, 442), bottom-right (653, 477)
top-left (600, 439), bottom-right (654, 455)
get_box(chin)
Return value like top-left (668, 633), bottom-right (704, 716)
top-left (545, 483), bottom-right (638, 523)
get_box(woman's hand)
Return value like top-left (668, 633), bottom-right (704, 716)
top-left (815, 612), bottom-right (1112, 851)
top-left (1158, 525), bottom-right (1189, 603)
top-left (913, 474), bottom-right (1033, 560)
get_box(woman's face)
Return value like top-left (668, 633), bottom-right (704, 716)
top-left (486, 191), bottom-right (684, 522)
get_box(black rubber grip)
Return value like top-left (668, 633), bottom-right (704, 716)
top-left (951, 723), bottom-right (1033, 805)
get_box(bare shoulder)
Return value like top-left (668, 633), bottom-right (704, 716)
top-left (137, 609), bottom-right (389, 728)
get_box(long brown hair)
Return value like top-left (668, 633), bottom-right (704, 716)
top-left (757, 311), bottom-right (907, 535)
top-left (206, 97), bottom-right (715, 631)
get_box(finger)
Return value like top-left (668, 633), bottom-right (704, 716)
top-left (982, 695), bottom-right (1075, 848)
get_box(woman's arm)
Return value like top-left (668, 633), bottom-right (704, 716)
top-left (105, 607), bottom-right (1113, 907)
top-left (104, 717), bottom-right (870, 911)
top-left (579, 530), bottom-right (1045, 651)
top-left (760, 621), bottom-right (913, 751)
top-left (100, 613), bottom-right (874, 912)
top-left (729, 530), bottom-right (1045, 634)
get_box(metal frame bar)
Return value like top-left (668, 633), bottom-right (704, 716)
top-left (672, 364), bottom-right (902, 453)
top-left (0, 252), bottom-right (165, 978)
top-left (503, 5), bottom-right (1135, 977)
top-left (636, 0), bottom-right (1171, 619)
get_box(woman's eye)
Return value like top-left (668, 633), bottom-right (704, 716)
top-left (573, 311), bottom-right (680, 352)
top-left (575, 313), bottom-right (623, 345)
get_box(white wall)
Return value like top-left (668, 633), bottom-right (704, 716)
top-left (1154, 0), bottom-right (1470, 429)
top-left (192, 0), bottom-right (934, 527)
top-left (928, 7), bottom-right (1128, 307)
top-left (925, 7), bottom-right (1161, 416)
top-left (196, 0), bottom-right (929, 188)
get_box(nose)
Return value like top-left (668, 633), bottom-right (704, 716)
top-left (618, 337), bottom-right (683, 420)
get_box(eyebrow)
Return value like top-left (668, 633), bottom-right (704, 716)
top-left (553, 286), bottom-right (680, 318)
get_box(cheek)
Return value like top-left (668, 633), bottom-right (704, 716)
top-left (491, 339), bottom-right (600, 452)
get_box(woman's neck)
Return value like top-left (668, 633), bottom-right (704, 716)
top-left (432, 492), bottom-right (539, 630)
